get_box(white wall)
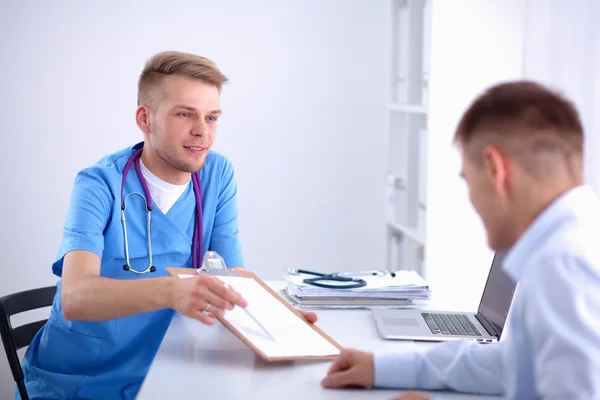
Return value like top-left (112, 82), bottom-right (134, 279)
top-left (521, 0), bottom-right (600, 194)
top-left (424, 0), bottom-right (526, 309)
top-left (423, 0), bottom-right (600, 311)
top-left (0, 0), bottom-right (388, 395)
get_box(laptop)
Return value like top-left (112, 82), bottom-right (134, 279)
top-left (372, 253), bottom-right (516, 342)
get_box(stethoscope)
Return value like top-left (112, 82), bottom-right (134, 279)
top-left (287, 269), bottom-right (396, 289)
top-left (120, 147), bottom-right (203, 274)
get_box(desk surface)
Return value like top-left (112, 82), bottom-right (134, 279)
top-left (137, 282), bottom-right (500, 400)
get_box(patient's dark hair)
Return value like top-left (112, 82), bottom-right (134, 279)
top-left (454, 80), bottom-right (583, 179)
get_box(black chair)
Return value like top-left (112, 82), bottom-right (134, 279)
top-left (0, 286), bottom-right (56, 400)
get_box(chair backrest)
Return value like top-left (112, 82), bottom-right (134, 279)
top-left (0, 286), bottom-right (57, 400)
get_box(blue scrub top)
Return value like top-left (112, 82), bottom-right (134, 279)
top-left (18, 142), bottom-right (244, 399)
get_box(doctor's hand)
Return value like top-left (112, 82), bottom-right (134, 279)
top-left (321, 349), bottom-right (374, 389)
top-left (171, 275), bottom-right (248, 325)
top-left (297, 309), bottom-right (318, 324)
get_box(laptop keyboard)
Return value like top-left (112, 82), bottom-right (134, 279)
top-left (421, 313), bottom-right (482, 336)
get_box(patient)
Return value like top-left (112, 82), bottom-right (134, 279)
top-left (321, 81), bottom-right (600, 399)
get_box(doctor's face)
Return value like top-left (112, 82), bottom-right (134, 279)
top-left (144, 74), bottom-right (221, 174)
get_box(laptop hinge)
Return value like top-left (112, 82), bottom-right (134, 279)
top-left (474, 313), bottom-right (501, 337)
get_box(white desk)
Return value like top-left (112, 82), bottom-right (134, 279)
top-left (137, 282), bottom-right (500, 400)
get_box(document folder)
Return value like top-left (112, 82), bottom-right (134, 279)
top-left (166, 267), bottom-right (343, 362)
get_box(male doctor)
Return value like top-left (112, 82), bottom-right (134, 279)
top-left (18, 50), bottom-right (316, 399)
top-left (321, 81), bottom-right (600, 398)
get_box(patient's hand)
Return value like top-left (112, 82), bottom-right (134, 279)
top-left (391, 392), bottom-right (431, 400)
top-left (321, 349), bottom-right (374, 389)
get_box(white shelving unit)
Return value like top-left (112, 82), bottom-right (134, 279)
top-left (385, 0), bottom-right (431, 275)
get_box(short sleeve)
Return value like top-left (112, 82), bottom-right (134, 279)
top-left (52, 168), bottom-right (113, 277)
top-left (208, 158), bottom-right (244, 268)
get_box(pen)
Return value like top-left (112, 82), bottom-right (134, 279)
top-left (241, 306), bottom-right (276, 341)
top-left (201, 252), bottom-right (275, 341)
top-left (224, 282), bottom-right (276, 341)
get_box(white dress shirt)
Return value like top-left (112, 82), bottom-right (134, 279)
top-left (374, 185), bottom-right (600, 399)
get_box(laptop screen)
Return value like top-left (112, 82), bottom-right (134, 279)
top-left (477, 253), bottom-right (517, 332)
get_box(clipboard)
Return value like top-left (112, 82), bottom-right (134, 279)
top-left (166, 267), bottom-right (344, 362)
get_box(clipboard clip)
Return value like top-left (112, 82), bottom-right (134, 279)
top-left (201, 251), bottom-right (228, 272)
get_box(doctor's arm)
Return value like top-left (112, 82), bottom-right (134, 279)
top-left (61, 250), bottom-right (247, 322)
top-left (524, 254), bottom-right (600, 399)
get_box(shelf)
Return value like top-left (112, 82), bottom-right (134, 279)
top-left (390, 0), bottom-right (429, 105)
top-left (386, 0), bottom-right (431, 276)
top-left (389, 103), bottom-right (428, 114)
top-left (387, 221), bottom-right (424, 245)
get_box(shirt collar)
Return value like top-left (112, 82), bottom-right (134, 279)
top-left (503, 185), bottom-right (596, 281)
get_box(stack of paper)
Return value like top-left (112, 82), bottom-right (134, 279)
top-left (283, 270), bottom-right (431, 309)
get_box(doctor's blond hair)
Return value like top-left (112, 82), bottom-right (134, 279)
top-left (137, 51), bottom-right (228, 109)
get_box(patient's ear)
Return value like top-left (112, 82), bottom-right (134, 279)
top-left (483, 145), bottom-right (509, 194)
